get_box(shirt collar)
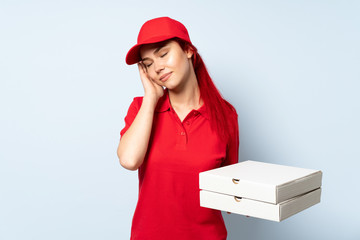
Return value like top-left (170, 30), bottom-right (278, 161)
top-left (155, 88), bottom-right (171, 113)
top-left (155, 88), bottom-right (209, 120)
top-left (197, 103), bottom-right (209, 120)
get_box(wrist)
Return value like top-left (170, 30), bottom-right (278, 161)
top-left (143, 94), bottom-right (160, 108)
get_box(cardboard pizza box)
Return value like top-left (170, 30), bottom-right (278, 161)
top-left (199, 160), bottom-right (322, 221)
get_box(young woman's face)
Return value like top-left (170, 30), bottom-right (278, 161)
top-left (139, 40), bottom-right (193, 90)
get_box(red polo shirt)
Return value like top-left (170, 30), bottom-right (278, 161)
top-left (120, 89), bottom-right (239, 240)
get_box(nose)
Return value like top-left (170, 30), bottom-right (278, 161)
top-left (154, 60), bottom-right (165, 74)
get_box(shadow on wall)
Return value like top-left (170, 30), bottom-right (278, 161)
top-left (222, 211), bottom-right (315, 240)
top-left (223, 213), bottom-right (265, 240)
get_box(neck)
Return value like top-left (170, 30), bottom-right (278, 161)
top-left (168, 69), bottom-right (202, 110)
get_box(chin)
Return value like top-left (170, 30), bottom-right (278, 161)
top-left (163, 81), bottom-right (177, 90)
top-left (163, 78), bottom-right (183, 91)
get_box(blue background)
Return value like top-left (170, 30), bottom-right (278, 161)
top-left (1, 0), bottom-right (359, 239)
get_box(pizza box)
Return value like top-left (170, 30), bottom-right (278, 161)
top-left (199, 160), bottom-right (322, 221)
top-left (199, 160), bottom-right (322, 204)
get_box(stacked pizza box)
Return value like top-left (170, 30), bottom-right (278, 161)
top-left (199, 160), bottom-right (322, 222)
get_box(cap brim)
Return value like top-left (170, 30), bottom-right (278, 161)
top-left (125, 44), bottom-right (142, 65)
top-left (125, 35), bottom-right (181, 65)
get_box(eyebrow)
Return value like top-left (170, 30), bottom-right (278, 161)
top-left (141, 44), bottom-right (169, 61)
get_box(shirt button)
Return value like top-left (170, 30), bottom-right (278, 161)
top-left (186, 121), bottom-right (190, 125)
top-left (193, 112), bottom-right (199, 116)
top-left (180, 131), bottom-right (185, 136)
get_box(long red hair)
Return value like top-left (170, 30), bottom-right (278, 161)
top-left (174, 38), bottom-right (238, 141)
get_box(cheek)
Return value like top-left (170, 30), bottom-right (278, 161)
top-left (167, 53), bottom-right (188, 73)
top-left (166, 54), bottom-right (177, 68)
top-left (148, 71), bottom-right (165, 85)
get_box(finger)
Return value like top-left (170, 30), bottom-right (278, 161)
top-left (138, 65), bottom-right (149, 82)
top-left (137, 63), bottom-right (144, 73)
top-left (143, 67), bottom-right (152, 81)
top-left (139, 62), bottom-right (147, 73)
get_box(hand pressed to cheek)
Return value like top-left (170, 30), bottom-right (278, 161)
top-left (139, 62), bottom-right (147, 73)
top-left (139, 62), bottom-right (164, 88)
top-left (139, 62), bottom-right (151, 80)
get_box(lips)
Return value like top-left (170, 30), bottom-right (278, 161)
top-left (159, 72), bottom-right (172, 82)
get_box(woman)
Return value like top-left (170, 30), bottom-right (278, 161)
top-left (117, 16), bottom-right (239, 240)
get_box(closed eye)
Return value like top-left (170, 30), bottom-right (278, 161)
top-left (143, 52), bottom-right (167, 68)
top-left (146, 63), bottom-right (152, 68)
